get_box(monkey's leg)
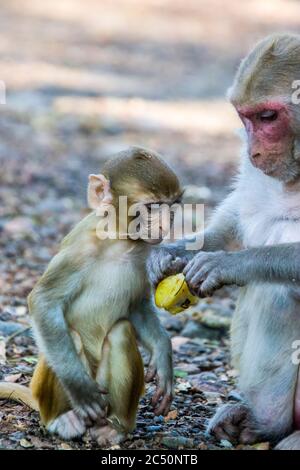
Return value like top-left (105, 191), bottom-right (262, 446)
top-left (207, 404), bottom-right (260, 445)
top-left (91, 319), bottom-right (144, 447)
top-left (30, 332), bottom-right (89, 439)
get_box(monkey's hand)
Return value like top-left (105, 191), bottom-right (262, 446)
top-left (147, 244), bottom-right (191, 287)
top-left (183, 251), bottom-right (244, 297)
top-left (145, 338), bottom-right (173, 416)
top-left (66, 376), bottom-right (107, 424)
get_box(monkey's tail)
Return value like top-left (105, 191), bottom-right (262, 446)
top-left (0, 382), bottom-right (39, 411)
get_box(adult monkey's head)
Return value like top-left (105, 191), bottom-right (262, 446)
top-left (229, 33), bottom-right (300, 184)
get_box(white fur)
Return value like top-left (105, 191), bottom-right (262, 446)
top-left (236, 154), bottom-right (300, 247)
top-left (229, 153), bottom-right (300, 437)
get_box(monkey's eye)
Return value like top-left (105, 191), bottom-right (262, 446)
top-left (258, 110), bottom-right (278, 122)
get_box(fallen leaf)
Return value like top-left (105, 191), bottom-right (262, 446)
top-left (252, 442), bottom-right (270, 450)
top-left (164, 409), bottom-right (178, 422)
top-left (60, 443), bottom-right (73, 450)
top-left (171, 336), bottom-right (189, 351)
top-left (23, 356), bottom-right (38, 364)
top-left (4, 373), bottom-right (22, 383)
top-left (174, 369), bottom-right (188, 378)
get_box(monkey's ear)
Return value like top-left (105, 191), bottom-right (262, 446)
top-left (87, 174), bottom-right (113, 209)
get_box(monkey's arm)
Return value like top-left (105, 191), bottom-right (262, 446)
top-left (184, 243), bottom-right (300, 298)
top-left (147, 191), bottom-right (239, 285)
top-left (29, 251), bottom-right (105, 421)
top-left (131, 300), bottom-right (173, 416)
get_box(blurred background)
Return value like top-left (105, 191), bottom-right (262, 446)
top-left (1, 0), bottom-right (300, 450)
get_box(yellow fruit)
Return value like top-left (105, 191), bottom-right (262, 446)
top-left (155, 273), bottom-right (198, 315)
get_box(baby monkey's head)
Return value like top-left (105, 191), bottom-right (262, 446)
top-left (88, 146), bottom-right (182, 244)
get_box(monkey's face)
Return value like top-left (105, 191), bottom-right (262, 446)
top-left (129, 199), bottom-right (181, 245)
top-left (236, 102), bottom-right (299, 182)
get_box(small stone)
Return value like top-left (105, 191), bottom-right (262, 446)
top-left (181, 321), bottom-right (222, 341)
top-left (228, 390), bottom-right (243, 401)
top-left (146, 425), bottom-right (162, 432)
top-left (154, 415), bottom-right (164, 423)
top-left (0, 321), bottom-right (24, 336)
top-left (220, 439), bottom-right (233, 448)
top-left (20, 438), bottom-right (33, 448)
top-left (201, 391), bottom-right (223, 404)
top-left (161, 436), bottom-right (194, 449)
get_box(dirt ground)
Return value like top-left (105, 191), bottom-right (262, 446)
top-left (1, 0), bottom-right (300, 450)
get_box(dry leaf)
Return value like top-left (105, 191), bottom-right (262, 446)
top-left (4, 373), bottom-right (22, 383)
top-left (252, 442), bottom-right (270, 450)
top-left (60, 443), bottom-right (73, 450)
top-left (164, 409), bottom-right (178, 422)
top-left (171, 336), bottom-right (189, 351)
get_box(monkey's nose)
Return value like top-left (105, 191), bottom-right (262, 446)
top-left (252, 152), bottom-right (261, 160)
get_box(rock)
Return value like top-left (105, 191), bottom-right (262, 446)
top-left (200, 311), bottom-right (231, 329)
top-left (228, 390), bottom-right (243, 401)
top-left (171, 336), bottom-right (190, 351)
top-left (0, 321), bottom-right (24, 336)
top-left (175, 362), bottom-right (200, 375)
top-left (162, 315), bottom-right (184, 332)
top-left (181, 320), bottom-right (222, 340)
top-left (161, 436), bottom-right (195, 449)
top-left (195, 371), bottom-right (218, 381)
top-left (154, 415), bottom-right (164, 423)
top-left (20, 438), bottom-right (33, 448)
top-left (201, 391), bottom-right (223, 404)
top-left (146, 425), bottom-right (162, 432)
top-left (4, 217), bottom-right (35, 237)
top-left (220, 439), bottom-right (233, 448)
top-left (190, 374), bottom-right (226, 395)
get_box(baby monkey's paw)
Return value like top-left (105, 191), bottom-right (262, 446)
top-left (69, 380), bottom-right (108, 424)
top-left (47, 410), bottom-right (86, 439)
top-left (207, 404), bottom-right (259, 445)
top-left (90, 424), bottom-right (126, 448)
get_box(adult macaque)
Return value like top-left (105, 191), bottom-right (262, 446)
top-left (0, 147), bottom-right (181, 446)
top-left (147, 34), bottom-right (300, 450)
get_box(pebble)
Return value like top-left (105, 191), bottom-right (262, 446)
top-left (161, 436), bottom-right (195, 449)
top-left (146, 425), bottom-right (162, 432)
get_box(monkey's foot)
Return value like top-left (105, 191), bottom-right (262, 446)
top-left (47, 410), bottom-right (86, 439)
top-left (207, 404), bottom-right (259, 445)
top-left (275, 431), bottom-right (300, 450)
top-left (90, 424), bottom-right (126, 447)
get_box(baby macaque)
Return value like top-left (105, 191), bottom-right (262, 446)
top-left (0, 147), bottom-right (182, 446)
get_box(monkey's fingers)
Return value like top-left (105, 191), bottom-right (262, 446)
top-left (154, 393), bottom-right (172, 416)
top-left (151, 387), bottom-right (164, 406)
top-left (79, 402), bottom-right (106, 422)
top-left (145, 365), bottom-right (156, 382)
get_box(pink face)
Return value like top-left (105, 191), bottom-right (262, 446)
top-left (236, 101), bottom-right (294, 178)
